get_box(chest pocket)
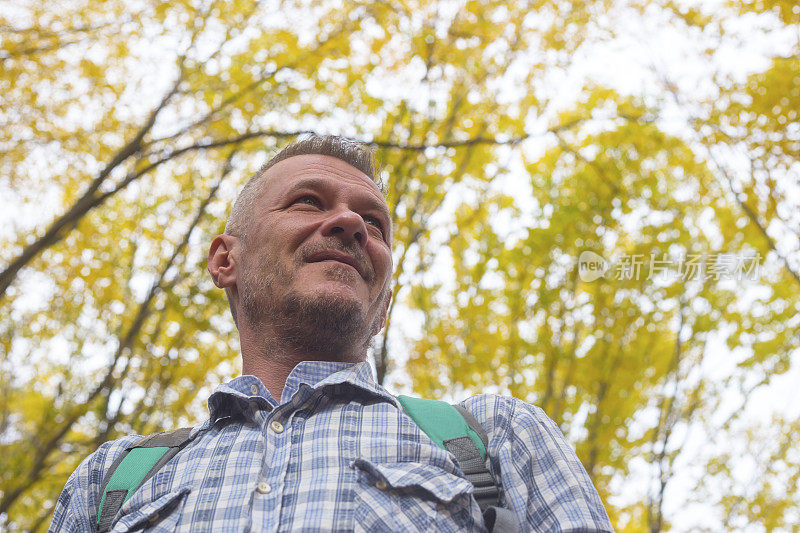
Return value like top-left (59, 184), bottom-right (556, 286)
top-left (351, 458), bottom-right (484, 533)
top-left (109, 488), bottom-right (190, 532)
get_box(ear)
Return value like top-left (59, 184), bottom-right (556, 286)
top-left (208, 234), bottom-right (240, 289)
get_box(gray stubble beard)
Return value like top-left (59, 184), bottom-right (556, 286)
top-left (239, 257), bottom-right (381, 360)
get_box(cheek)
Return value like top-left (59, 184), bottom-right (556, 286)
top-left (278, 220), bottom-right (320, 253)
top-left (370, 246), bottom-right (393, 280)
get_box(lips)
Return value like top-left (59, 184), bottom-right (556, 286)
top-left (306, 250), bottom-right (365, 278)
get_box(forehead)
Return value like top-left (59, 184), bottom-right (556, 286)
top-left (259, 154), bottom-right (386, 204)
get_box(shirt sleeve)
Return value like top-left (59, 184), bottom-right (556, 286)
top-left (462, 395), bottom-right (614, 532)
top-left (49, 435), bottom-right (142, 533)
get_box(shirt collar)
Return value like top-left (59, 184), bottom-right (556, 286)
top-left (207, 360), bottom-right (398, 424)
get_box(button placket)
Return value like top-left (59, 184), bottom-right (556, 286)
top-left (259, 411), bottom-right (289, 504)
top-left (252, 412), bottom-right (283, 527)
top-left (252, 421), bottom-right (280, 530)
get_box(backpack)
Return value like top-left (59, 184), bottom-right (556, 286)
top-left (96, 396), bottom-right (518, 532)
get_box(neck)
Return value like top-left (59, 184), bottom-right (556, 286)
top-left (237, 320), bottom-right (366, 400)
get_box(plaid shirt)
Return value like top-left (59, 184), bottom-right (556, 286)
top-left (50, 361), bottom-right (613, 532)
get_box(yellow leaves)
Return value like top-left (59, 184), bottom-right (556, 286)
top-left (79, 57), bottom-right (104, 79)
top-left (732, 0), bottom-right (800, 24)
top-left (2, 0), bottom-right (799, 530)
top-left (657, 0), bottom-right (715, 29)
top-left (702, 416), bottom-right (800, 530)
top-left (610, 502), bottom-right (650, 533)
top-left (403, 58), bottom-right (799, 527)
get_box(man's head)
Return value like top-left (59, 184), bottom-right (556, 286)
top-left (208, 135), bottom-right (393, 361)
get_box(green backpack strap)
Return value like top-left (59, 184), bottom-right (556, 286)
top-left (397, 396), bottom-right (518, 532)
top-left (96, 427), bottom-right (193, 532)
top-left (396, 396), bottom-right (499, 508)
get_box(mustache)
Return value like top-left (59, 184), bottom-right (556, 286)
top-left (300, 241), bottom-right (373, 281)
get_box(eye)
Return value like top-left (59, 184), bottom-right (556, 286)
top-left (292, 195), bottom-right (322, 208)
top-left (363, 216), bottom-right (385, 237)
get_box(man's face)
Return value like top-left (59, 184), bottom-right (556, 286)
top-left (236, 154), bottom-right (393, 354)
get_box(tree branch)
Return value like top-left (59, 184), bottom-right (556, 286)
top-left (0, 76), bottom-right (183, 301)
top-left (0, 154), bottom-right (230, 517)
top-left (655, 69), bottom-right (800, 288)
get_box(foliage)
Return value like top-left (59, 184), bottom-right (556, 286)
top-left (1, 0), bottom-right (798, 531)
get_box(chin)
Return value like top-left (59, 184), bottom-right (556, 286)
top-left (280, 291), bottom-right (368, 353)
top-left (311, 281), bottom-right (365, 301)
top-left (305, 289), bottom-right (367, 322)
top-left (298, 269), bottom-right (368, 300)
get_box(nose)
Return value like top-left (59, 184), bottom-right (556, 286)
top-left (319, 208), bottom-right (368, 247)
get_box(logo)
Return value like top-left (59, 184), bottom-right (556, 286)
top-left (578, 251), bottom-right (609, 282)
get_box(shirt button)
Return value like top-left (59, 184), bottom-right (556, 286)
top-left (148, 512), bottom-right (159, 524)
top-left (270, 420), bottom-right (284, 433)
top-left (256, 481), bottom-right (271, 494)
top-left (250, 384), bottom-right (259, 395)
top-left (375, 480), bottom-right (388, 491)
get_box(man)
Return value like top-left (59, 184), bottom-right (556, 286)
top-left (50, 135), bottom-right (613, 532)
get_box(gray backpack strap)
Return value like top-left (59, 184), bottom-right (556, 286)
top-left (451, 404), bottom-right (520, 533)
top-left (448, 404), bottom-right (501, 511)
top-left (484, 506), bottom-right (521, 533)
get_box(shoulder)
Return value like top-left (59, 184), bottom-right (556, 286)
top-left (89, 433), bottom-right (145, 468)
top-left (457, 393), bottom-right (582, 469)
top-left (458, 393), bottom-right (560, 439)
top-left (51, 434), bottom-right (144, 531)
top-left (456, 394), bottom-right (614, 531)
top-left (82, 434), bottom-right (146, 491)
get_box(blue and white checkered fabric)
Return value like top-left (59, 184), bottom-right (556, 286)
top-left (50, 361), bottom-right (613, 532)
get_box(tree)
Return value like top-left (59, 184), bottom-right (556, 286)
top-left (2, 0), bottom-right (618, 529)
top-left (2, 0), bottom-right (798, 531)
top-left (402, 0), bottom-right (800, 529)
